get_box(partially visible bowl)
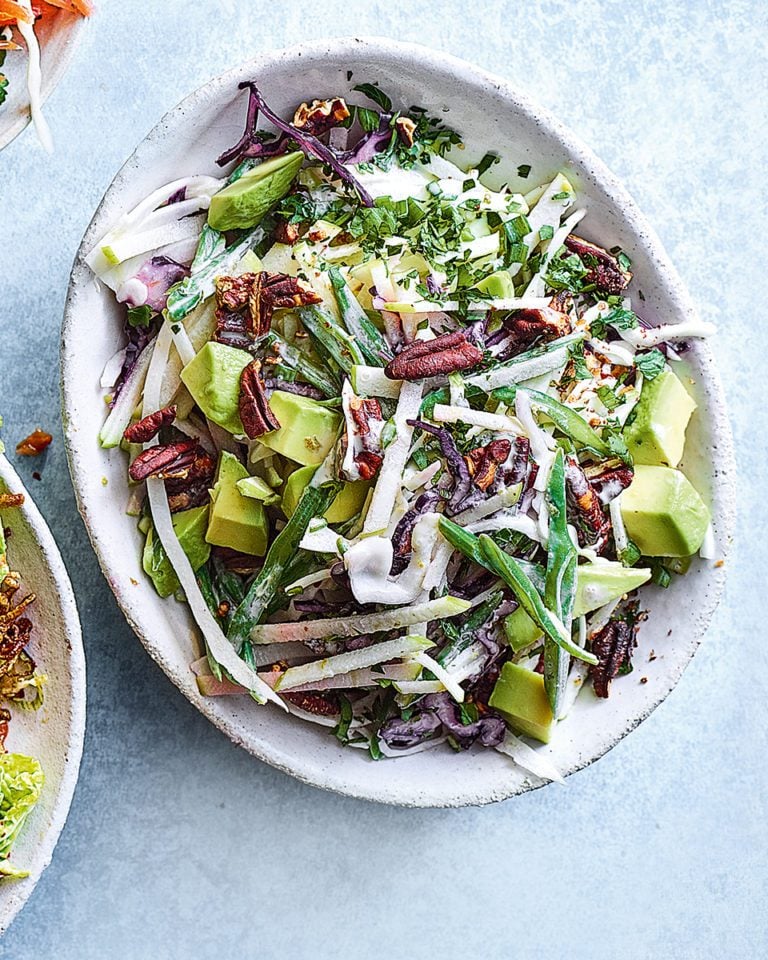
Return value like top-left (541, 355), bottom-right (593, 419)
top-left (62, 38), bottom-right (735, 807)
top-left (0, 6), bottom-right (86, 151)
top-left (0, 455), bottom-right (85, 932)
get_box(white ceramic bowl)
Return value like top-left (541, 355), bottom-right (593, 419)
top-left (0, 6), bottom-right (85, 152)
top-left (61, 38), bottom-right (735, 807)
top-left (0, 455), bottom-right (85, 931)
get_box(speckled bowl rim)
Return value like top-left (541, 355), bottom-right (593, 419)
top-left (61, 37), bottom-right (736, 807)
top-left (0, 10), bottom-right (87, 152)
top-left (0, 455), bottom-right (86, 931)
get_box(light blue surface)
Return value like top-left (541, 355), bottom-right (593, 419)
top-left (0, 1), bottom-right (766, 957)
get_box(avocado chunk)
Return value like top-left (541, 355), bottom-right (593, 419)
top-left (143, 505), bottom-right (211, 598)
top-left (503, 605), bottom-right (544, 652)
top-left (573, 561), bottom-right (652, 616)
top-left (282, 465), bottom-right (370, 524)
top-left (206, 452), bottom-right (268, 556)
top-left (622, 368), bottom-right (696, 468)
top-left (259, 390), bottom-right (341, 466)
top-left (503, 561), bottom-right (652, 644)
top-left (180, 341), bottom-right (250, 435)
top-left (475, 270), bottom-right (515, 299)
top-left (621, 464), bottom-right (709, 557)
top-left (236, 476), bottom-right (280, 505)
top-left (208, 152), bottom-right (304, 231)
top-left (489, 661), bottom-right (554, 744)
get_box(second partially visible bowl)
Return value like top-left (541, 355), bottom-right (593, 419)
top-left (0, 455), bottom-right (85, 932)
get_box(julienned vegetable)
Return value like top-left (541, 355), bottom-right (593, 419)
top-left (90, 79), bottom-right (714, 780)
top-left (0, 0), bottom-right (93, 152)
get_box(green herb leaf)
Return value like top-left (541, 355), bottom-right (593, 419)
top-left (477, 152), bottom-right (500, 176)
top-left (634, 348), bottom-right (666, 381)
top-left (127, 305), bottom-right (153, 328)
top-left (517, 164), bottom-right (532, 178)
top-left (353, 82), bottom-right (392, 112)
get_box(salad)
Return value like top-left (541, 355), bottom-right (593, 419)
top-left (88, 80), bottom-right (714, 779)
top-left (0, 0), bottom-right (92, 151)
top-left (0, 487), bottom-right (45, 877)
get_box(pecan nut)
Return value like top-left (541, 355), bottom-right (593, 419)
top-left (123, 405), bottom-right (177, 444)
top-left (282, 690), bottom-right (340, 716)
top-left (16, 429), bottom-right (52, 457)
top-left (273, 220), bottom-right (301, 245)
top-left (164, 446), bottom-right (216, 513)
top-left (385, 331), bottom-right (484, 381)
top-left (292, 97), bottom-right (350, 136)
top-left (465, 438), bottom-right (512, 491)
top-left (565, 457), bottom-right (611, 552)
top-left (354, 451), bottom-right (383, 480)
top-left (502, 306), bottom-right (570, 352)
top-left (128, 440), bottom-right (199, 483)
top-left (239, 360), bottom-right (281, 439)
top-left (589, 604), bottom-right (642, 698)
top-left (564, 235), bottom-right (632, 294)
top-left (395, 116), bottom-right (416, 147)
top-left (215, 272), bottom-right (321, 345)
top-left (587, 464), bottom-right (634, 505)
top-left (0, 493), bottom-right (24, 509)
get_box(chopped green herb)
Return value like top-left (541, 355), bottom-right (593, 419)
top-left (517, 164), bottom-right (532, 178)
top-left (634, 348), bottom-right (666, 381)
top-left (127, 305), bottom-right (153, 328)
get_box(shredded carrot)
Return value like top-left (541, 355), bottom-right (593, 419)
top-left (38, 0), bottom-right (93, 15)
top-left (0, 0), bottom-right (34, 24)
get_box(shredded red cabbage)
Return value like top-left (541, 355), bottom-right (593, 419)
top-left (217, 82), bottom-right (374, 207)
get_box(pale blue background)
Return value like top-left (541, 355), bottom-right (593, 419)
top-left (0, 1), bottom-right (765, 957)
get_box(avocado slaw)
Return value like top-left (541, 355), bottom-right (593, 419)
top-left (88, 81), bottom-right (715, 778)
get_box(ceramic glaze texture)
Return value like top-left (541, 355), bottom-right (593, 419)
top-left (0, 458), bottom-right (85, 933)
top-left (62, 39), bottom-right (734, 807)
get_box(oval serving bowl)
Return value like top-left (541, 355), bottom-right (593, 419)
top-left (0, 455), bottom-right (85, 931)
top-left (62, 38), bottom-right (735, 807)
top-left (0, 5), bottom-right (86, 152)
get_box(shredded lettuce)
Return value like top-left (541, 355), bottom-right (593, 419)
top-left (0, 754), bottom-right (44, 880)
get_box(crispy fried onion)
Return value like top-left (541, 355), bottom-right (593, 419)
top-left (0, 572), bottom-right (44, 720)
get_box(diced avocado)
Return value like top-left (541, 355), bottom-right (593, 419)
top-left (143, 505), bottom-right (211, 598)
top-left (504, 561), bottom-right (652, 643)
top-left (282, 465), bottom-right (370, 523)
top-left (622, 368), bottom-right (696, 468)
top-left (573, 561), bottom-right (653, 616)
top-left (503, 605), bottom-right (543, 652)
top-left (206, 452), bottom-right (268, 556)
top-left (208, 151), bottom-right (304, 231)
top-left (489, 661), bottom-right (554, 744)
top-left (475, 270), bottom-right (515, 299)
top-left (621, 464), bottom-right (709, 557)
top-left (234, 250), bottom-right (264, 275)
top-left (259, 390), bottom-right (341, 466)
top-left (179, 341), bottom-right (250, 435)
top-left (236, 476), bottom-right (280, 504)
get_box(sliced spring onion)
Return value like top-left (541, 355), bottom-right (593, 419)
top-left (363, 380), bottom-right (422, 534)
top-left (466, 332), bottom-right (585, 392)
top-left (251, 595), bottom-right (471, 644)
top-left (98, 343), bottom-right (153, 448)
top-left (274, 635), bottom-right (433, 690)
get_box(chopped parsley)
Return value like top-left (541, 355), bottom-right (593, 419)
top-left (517, 163), bottom-right (532, 178)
